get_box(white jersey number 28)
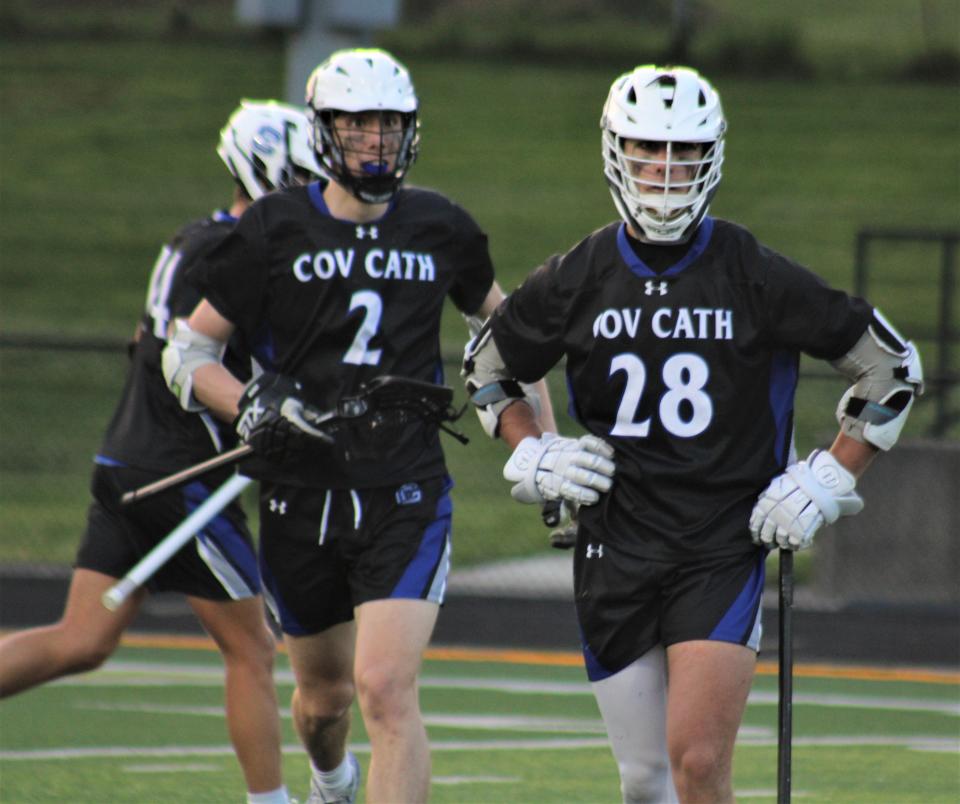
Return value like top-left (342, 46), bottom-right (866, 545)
top-left (608, 352), bottom-right (713, 438)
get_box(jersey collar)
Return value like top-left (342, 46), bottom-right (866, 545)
top-left (308, 181), bottom-right (396, 221)
top-left (212, 209), bottom-right (237, 223)
top-left (616, 217), bottom-right (714, 278)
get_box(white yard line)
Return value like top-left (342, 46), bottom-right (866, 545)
top-left (122, 763), bottom-right (219, 773)
top-left (432, 775), bottom-right (521, 785)
top-left (2, 735), bottom-right (957, 762)
top-left (53, 660), bottom-right (960, 715)
top-left (3, 658), bottom-right (953, 765)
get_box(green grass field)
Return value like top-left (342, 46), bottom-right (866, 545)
top-left (1, 4), bottom-right (958, 568)
top-left (0, 638), bottom-right (957, 803)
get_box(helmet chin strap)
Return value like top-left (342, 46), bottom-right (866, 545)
top-left (629, 205), bottom-right (700, 245)
top-left (353, 172), bottom-right (398, 205)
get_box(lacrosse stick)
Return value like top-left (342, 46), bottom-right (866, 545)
top-left (120, 444), bottom-right (253, 505)
top-left (120, 376), bottom-right (466, 506)
top-left (102, 472), bottom-right (253, 611)
top-left (777, 548), bottom-right (794, 804)
top-left (334, 375), bottom-right (469, 445)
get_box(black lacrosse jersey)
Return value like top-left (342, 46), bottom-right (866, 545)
top-left (98, 211), bottom-right (249, 477)
top-left (491, 217), bottom-right (874, 561)
top-left (188, 182), bottom-right (495, 489)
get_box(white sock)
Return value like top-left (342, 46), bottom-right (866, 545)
top-left (246, 785), bottom-right (290, 804)
top-left (311, 755), bottom-right (353, 790)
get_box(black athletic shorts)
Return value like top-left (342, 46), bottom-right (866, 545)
top-left (76, 462), bottom-right (260, 601)
top-left (257, 475), bottom-right (453, 636)
top-left (574, 535), bottom-right (767, 682)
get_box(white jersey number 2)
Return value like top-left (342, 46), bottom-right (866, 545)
top-left (609, 352), bottom-right (713, 438)
top-left (343, 290), bottom-right (384, 365)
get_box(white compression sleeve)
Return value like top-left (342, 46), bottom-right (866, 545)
top-left (590, 645), bottom-right (678, 804)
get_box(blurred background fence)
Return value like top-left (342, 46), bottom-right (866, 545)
top-left (1, 1), bottom-right (958, 632)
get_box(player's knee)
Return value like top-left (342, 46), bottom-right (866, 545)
top-left (219, 625), bottom-right (276, 671)
top-left (253, 625), bottom-right (277, 663)
top-left (60, 637), bottom-right (115, 674)
top-left (618, 756), bottom-right (672, 804)
top-left (295, 676), bottom-right (355, 725)
top-left (671, 743), bottom-right (727, 796)
top-left (354, 663), bottom-right (415, 723)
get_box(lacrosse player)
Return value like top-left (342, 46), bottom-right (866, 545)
top-left (0, 100), bottom-right (321, 804)
top-left (162, 48), bottom-right (554, 804)
top-left (463, 64), bottom-right (923, 803)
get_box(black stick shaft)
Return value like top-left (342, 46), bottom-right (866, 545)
top-left (120, 444), bottom-right (253, 505)
top-left (778, 548), bottom-right (795, 804)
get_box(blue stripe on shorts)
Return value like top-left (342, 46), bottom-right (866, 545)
top-left (183, 481), bottom-right (260, 598)
top-left (709, 551), bottom-right (766, 649)
top-left (390, 480), bottom-right (453, 602)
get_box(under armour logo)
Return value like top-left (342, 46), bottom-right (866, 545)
top-left (644, 280), bottom-right (668, 296)
top-left (269, 498), bottom-right (287, 515)
top-left (586, 544), bottom-right (604, 559)
top-left (356, 225), bottom-right (379, 240)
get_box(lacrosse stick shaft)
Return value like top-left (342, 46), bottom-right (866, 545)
top-left (102, 473), bottom-right (253, 611)
top-left (120, 444), bottom-right (253, 505)
top-left (777, 548), bottom-right (795, 804)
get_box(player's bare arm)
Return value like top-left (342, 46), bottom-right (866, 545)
top-left (751, 310), bottom-right (923, 551)
top-left (828, 432), bottom-right (877, 477)
top-left (187, 300), bottom-right (246, 419)
top-left (462, 312), bottom-right (615, 507)
top-left (497, 393), bottom-right (543, 449)
top-left (472, 282), bottom-right (558, 436)
top-left (162, 300), bottom-right (244, 422)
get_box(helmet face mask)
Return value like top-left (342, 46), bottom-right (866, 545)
top-left (306, 49), bottom-right (420, 204)
top-left (218, 100), bottom-right (322, 201)
top-left (601, 66), bottom-right (726, 244)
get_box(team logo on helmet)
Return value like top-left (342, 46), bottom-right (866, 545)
top-left (218, 100), bottom-right (322, 200)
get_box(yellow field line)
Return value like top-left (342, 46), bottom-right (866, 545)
top-left (114, 632), bottom-right (960, 686)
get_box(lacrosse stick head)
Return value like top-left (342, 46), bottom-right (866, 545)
top-left (321, 376), bottom-right (462, 464)
top-left (239, 376), bottom-right (465, 481)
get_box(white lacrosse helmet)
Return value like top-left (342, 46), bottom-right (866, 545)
top-left (218, 100), bottom-right (322, 201)
top-left (305, 48), bottom-right (419, 204)
top-left (601, 65), bottom-right (726, 243)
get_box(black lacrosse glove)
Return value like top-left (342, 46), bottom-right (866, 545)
top-left (234, 373), bottom-right (332, 462)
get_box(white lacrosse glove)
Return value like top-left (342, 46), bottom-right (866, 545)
top-left (504, 433), bottom-right (615, 506)
top-left (749, 449), bottom-right (864, 551)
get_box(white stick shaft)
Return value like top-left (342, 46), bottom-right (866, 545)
top-left (102, 473), bottom-right (253, 611)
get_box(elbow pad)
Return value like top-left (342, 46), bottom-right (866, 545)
top-left (830, 310), bottom-right (923, 451)
top-left (161, 318), bottom-right (225, 412)
top-left (462, 322), bottom-right (542, 438)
